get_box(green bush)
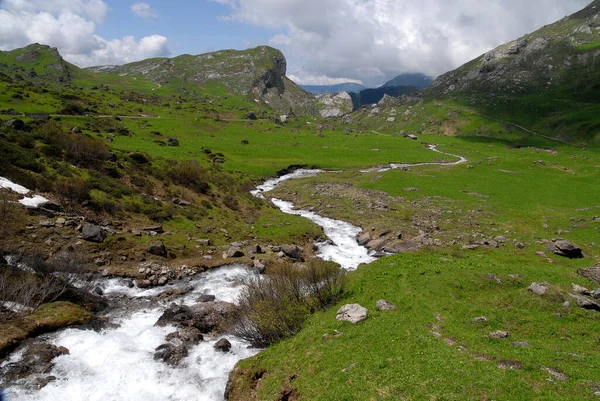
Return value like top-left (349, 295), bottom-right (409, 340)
top-left (170, 160), bottom-right (210, 194)
top-left (53, 177), bottom-right (90, 206)
top-left (230, 260), bottom-right (345, 347)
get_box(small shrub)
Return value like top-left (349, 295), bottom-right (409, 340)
top-left (0, 192), bottom-right (27, 242)
top-left (170, 160), bottom-right (210, 194)
top-left (56, 132), bottom-right (107, 163)
top-left (53, 177), bottom-right (90, 206)
top-left (230, 260), bottom-right (345, 347)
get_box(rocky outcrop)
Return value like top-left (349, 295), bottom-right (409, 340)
top-left (316, 92), bottom-right (353, 118)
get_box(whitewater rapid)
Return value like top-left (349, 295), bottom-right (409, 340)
top-left (2, 266), bottom-right (259, 401)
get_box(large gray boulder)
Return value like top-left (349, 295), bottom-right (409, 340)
top-left (81, 224), bottom-right (107, 243)
top-left (336, 304), bottom-right (368, 324)
top-left (546, 240), bottom-right (583, 259)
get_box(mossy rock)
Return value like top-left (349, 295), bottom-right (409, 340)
top-left (0, 302), bottom-right (92, 357)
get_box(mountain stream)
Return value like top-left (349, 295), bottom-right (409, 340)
top-left (1, 144), bottom-right (466, 400)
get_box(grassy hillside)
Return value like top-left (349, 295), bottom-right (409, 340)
top-left (228, 133), bottom-right (600, 400)
top-left (417, 0), bottom-right (600, 144)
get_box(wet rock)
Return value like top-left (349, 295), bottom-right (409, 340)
top-left (154, 343), bottom-right (188, 366)
top-left (356, 232), bottom-right (371, 246)
top-left (1, 342), bottom-right (69, 385)
top-left (167, 328), bottom-right (204, 346)
top-left (528, 282), bottom-right (549, 296)
top-left (135, 279), bottom-right (152, 289)
top-left (281, 244), bottom-right (303, 260)
top-left (546, 239), bottom-right (583, 259)
top-left (488, 330), bottom-right (510, 339)
top-left (214, 338), bottom-right (232, 352)
top-left (148, 241), bottom-right (168, 257)
top-left (336, 304), bottom-right (368, 324)
top-left (82, 224), bottom-right (107, 243)
top-left (252, 259), bottom-right (266, 274)
top-left (155, 302), bottom-right (234, 333)
top-left (375, 300), bottom-right (396, 311)
top-left (197, 294), bottom-right (216, 303)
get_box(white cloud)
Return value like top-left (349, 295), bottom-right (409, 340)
top-left (214, 0), bottom-right (590, 86)
top-left (0, 0), bottom-right (170, 67)
top-left (287, 74), bottom-right (363, 86)
top-left (131, 2), bottom-right (158, 19)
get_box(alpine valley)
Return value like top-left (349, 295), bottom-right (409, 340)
top-left (1, 1), bottom-right (600, 401)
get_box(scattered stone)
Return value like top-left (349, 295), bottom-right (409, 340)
top-left (487, 273), bottom-right (503, 285)
top-left (246, 112), bottom-right (258, 120)
top-left (342, 363), bottom-right (357, 373)
top-left (578, 264), bottom-right (600, 284)
top-left (577, 263), bottom-right (600, 284)
top-left (511, 341), bottom-right (530, 348)
top-left (81, 224), bottom-right (107, 243)
top-left (281, 244), bottom-right (303, 260)
top-left (214, 338), bottom-right (232, 352)
top-left (569, 294), bottom-right (600, 312)
top-left (39, 220), bottom-right (55, 228)
top-left (375, 300), bottom-right (396, 311)
top-left (593, 289), bottom-right (600, 300)
top-left (147, 241), bottom-right (168, 257)
top-left (472, 316), bottom-right (488, 322)
top-left (172, 198), bottom-right (191, 206)
top-left (167, 137), bottom-right (180, 147)
top-left (403, 187), bottom-right (420, 192)
top-left (336, 304), bottom-right (368, 324)
top-left (497, 360), bottom-right (523, 370)
top-left (4, 118), bottom-right (27, 130)
top-left (542, 367), bottom-right (568, 382)
top-left (463, 245), bottom-right (479, 250)
top-left (488, 330), bottom-right (510, 339)
top-left (546, 239), bottom-right (583, 259)
top-left (572, 283), bottom-right (591, 295)
top-left (135, 279), bottom-right (152, 289)
top-left (226, 247), bottom-right (244, 258)
top-left (528, 282), bottom-right (550, 296)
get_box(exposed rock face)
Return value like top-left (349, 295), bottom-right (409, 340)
top-left (546, 240), bottom-right (583, 259)
top-left (317, 92), bottom-right (354, 118)
top-left (336, 304), bottom-right (368, 324)
top-left (81, 224), bottom-right (107, 243)
top-left (424, 1), bottom-right (600, 103)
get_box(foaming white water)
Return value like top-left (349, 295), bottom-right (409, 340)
top-left (250, 169), bottom-right (322, 199)
top-left (271, 199), bottom-right (375, 270)
top-left (102, 265), bottom-right (250, 303)
top-left (4, 266), bottom-right (258, 401)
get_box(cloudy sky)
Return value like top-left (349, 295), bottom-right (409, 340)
top-left (0, 0), bottom-right (591, 86)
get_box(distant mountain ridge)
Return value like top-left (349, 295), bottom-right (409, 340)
top-left (301, 83), bottom-right (366, 95)
top-left (87, 46), bottom-right (316, 115)
top-left (382, 73), bottom-right (432, 89)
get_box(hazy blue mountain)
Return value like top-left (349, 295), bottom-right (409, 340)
top-left (301, 83), bottom-right (366, 94)
top-left (382, 73), bottom-right (433, 89)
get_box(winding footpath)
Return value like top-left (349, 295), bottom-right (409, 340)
top-left (2, 143), bottom-right (467, 400)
